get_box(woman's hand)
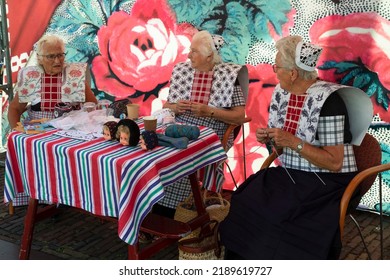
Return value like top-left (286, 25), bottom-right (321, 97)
top-left (267, 128), bottom-right (296, 149)
top-left (163, 100), bottom-right (191, 115)
top-left (190, 102), bottom-right (211, 117)
top-left (175, 100), bottom-right (192, 114)
top-left (256, 128), bottom-right (271, 144)
top-left (256, 127), bottom-right (294, 147)
top-left (264, 127), bottom-right (344, 172)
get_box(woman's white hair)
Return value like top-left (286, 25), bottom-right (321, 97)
top-left (35, 35), bottom-right (65, 55)
top-left (275, 35), bottom-right (318, 80)
top-left (192, 30), bottom-right (222, 64)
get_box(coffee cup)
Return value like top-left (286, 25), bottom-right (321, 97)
top-left (143, 116), bottom-right (157, 131)
top-left (126, 104), bottom-right (140, 120)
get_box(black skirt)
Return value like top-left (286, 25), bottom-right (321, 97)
top-left (219, 166), bottom-right (356, 260)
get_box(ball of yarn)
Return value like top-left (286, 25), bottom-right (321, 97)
top-left (165, 125), bottom-right (200, 140)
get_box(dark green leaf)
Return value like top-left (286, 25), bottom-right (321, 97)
top-left (353, 73), bottom-right (371, 88)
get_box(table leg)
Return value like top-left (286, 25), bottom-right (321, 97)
top-left (128, 241), bottom-right (140, 260)
top-left (8, 201), bottom-right (14, 215)
top-left (128, 172), bottom-right (210, 259)
top-left (189, 173), bottom-right (207, 216)
top-left (19, 198), bottom-right (38, 260)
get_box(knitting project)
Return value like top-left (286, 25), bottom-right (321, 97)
top-left (165, 125), bottom-right (200, 140)
top-left (157, 134), bottom-right (189, 149)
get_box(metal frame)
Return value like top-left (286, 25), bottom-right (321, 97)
top-left (0, 0), bottom-right (13, 98)
top-left (0, 0), bottom-right (12, 157)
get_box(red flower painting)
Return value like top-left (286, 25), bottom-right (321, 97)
top-left (92, 0), bottom-right (195, 115)
top-left (310, 13), bottom-right (390, 122)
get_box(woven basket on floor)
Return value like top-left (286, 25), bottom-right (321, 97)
top-left (178, 220), bottom-right (224, 260)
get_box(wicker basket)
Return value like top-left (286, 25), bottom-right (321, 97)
top-left (178, 220), bottom-right (224, 260)
top-left (174, 191), bottom-right (230, 223)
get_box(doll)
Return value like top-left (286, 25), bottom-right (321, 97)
top-left (115, 119), bottom-right (140, 146)
top-left (140, 130), bottom-right (159, 150)
top-left (102, 121), bottom-right (118, 140)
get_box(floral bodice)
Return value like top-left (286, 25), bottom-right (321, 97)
top-left (15, 63), bottom-right (87, 104)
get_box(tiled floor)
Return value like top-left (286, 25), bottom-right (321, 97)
top-left (0, 239), bottom-right (59, 260)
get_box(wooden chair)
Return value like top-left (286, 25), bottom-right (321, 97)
top-left (339, 133), bottom-right (389, 259)
top-left (222, 117), bottom-right (252, 187)
top-left (260, 133), bottom-right (389, 259)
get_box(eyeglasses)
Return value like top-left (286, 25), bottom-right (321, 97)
top-left (272, 64), bottom-right (290, 73)
top-left (39, 53), bottom-right (66, 61)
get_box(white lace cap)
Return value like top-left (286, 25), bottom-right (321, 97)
top-left (211, 34), bottom-right (225, 52)
top-left (295, 41), bottom-right (323, 71)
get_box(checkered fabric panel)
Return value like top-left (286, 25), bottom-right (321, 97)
top-left (283, 94), bottom-right (306, 134)
top-left (282, 115), bottom-right (357, 172)
top-left (11, 193), bottom-right (52, 207)
top-left (27, 108), bottom-right (55, 120)
top-left (40, 73), bottom-right (62, 111)
top-left (191, 71), bottom-right (213, 104)
top-left (317, 115), bottom-right (345, 146)
top-left (157, 176), bottom-right (193, 209)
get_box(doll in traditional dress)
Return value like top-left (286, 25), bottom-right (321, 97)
top-left (102, 121), bottom-right (118, 140)
top-left (115, 119), bottom-right (140, 146)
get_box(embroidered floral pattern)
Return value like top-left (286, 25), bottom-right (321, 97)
top-left (16, 63), bottom-right (87, 104)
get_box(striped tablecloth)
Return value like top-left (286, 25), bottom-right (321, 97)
top-left (4, 126), bottom-right (226, 245)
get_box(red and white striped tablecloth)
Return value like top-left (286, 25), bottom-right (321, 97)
top-left (4, 126), bottom-right (226, 244)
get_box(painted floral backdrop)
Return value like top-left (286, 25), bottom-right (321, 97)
top-left (2, 0), bottom-right (390, 213)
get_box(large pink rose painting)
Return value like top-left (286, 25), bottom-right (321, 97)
top-left (310, 12), bottom-right (390, 122)
top-left (92, 0), bottom-right (194, 116)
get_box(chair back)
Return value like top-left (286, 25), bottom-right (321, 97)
top-left (221, 117), bottom-right (251, 151)
top-left (348, 133), bottom-right (382, 212)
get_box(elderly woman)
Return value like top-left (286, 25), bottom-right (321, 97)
top-left (155, 30), bottom-right (248, 218)
top-left (219, 35), bottom-right (372, 259)
top-left (8, 35), bottom-right (97, 129)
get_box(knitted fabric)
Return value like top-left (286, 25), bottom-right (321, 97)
top-left (165, 124), bottom-right (200, 140)
top-left (141, 130), bottom-right (159, 150)
top-left (157, 134), bottom-right (189, 149)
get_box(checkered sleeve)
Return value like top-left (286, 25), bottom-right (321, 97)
top-left (317, 115), bottom-right (345, 146)
top-left (231, 84), bottom-right (245, 107)
top-left (283, 114), bottom-right (357, 172)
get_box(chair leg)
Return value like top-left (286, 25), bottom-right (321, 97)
top-left (378, 173), bottom-right (384, 260)
top-left (349, 213), bottom-right (372, 260)
top-left (242, 123), bottom-right (247, 180)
